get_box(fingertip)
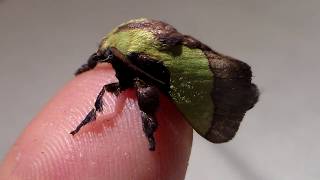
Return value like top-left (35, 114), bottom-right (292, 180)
top-left (0, 66), bottom-right (193, 180)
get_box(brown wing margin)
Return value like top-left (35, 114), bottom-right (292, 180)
top-left (206, 54), bottom-right (259, 143)
top-left (183, 35), bottom-right (259, 143)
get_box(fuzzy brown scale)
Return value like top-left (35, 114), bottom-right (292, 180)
top-left (71, 19), bottom-right (259, 150)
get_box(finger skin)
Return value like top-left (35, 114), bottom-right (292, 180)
top-left (0, 65), bottom-right (193, 180)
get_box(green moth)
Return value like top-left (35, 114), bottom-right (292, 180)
top-left (70, 18), bottom-right (259, 151)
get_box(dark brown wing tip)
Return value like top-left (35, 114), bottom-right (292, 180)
top-left (205, 53), bottom-right (259, 143)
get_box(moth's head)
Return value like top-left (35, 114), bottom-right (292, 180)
top-left (98, 18), bottom-right (184, 58)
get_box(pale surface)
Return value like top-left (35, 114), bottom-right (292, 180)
top-left (0, 0), bottom-right (319, 180)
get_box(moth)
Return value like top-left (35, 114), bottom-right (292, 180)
top-left (70, 18), bottom-right (259, 151)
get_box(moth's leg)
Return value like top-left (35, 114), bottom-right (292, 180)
top-left (134, 79), bottom-right (160, 151)
top-left (75, 48), bottom-right (116, 75)
top-left (105, 82), bottom-right (121, 96)
top-left (95, 82), bottom-right (121, 112)
top-left (70, 82), bottom-right (121, 135)
top-left (97, 91), bottom-right (127, 120)
top-left (75, 53), bottom-right (102, 75)
top-left (70, 109), bottom-right (96, 135)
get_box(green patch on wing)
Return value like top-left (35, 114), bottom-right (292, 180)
top-left (164, 47), bottom-right (213, 136)
top-left (100, 29), bottom-right (161, 55)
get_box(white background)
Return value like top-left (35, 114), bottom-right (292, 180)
top-left (0, 0), bottom-right (319, 179)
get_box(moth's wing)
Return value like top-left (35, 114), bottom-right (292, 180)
top-left (165, 48), bottom-right (259, 143)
